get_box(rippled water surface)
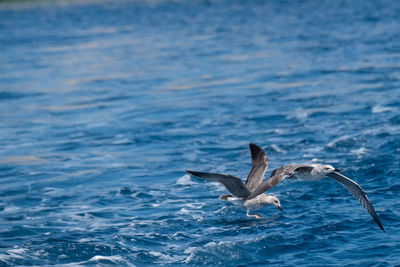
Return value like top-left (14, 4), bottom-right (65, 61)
top-left (1, 0), bottom-right (400, 265)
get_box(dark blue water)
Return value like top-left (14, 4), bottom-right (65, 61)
top-left (1, 0), bottom-right (400, 265)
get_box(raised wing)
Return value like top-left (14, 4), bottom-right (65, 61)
top-left (326, 171), bottom-right (385, 232)
top-left (246, 164), bottom-right (306, 200)
top-left (245, 144), bottom-right (269, 191)
top-left (186, 170), bottom-right (251, 198)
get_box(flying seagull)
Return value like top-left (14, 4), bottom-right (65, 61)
top-left (247, 163), bottom-right (385, 232)
top-left (187, 144), bottom-right (385, 232)
top-left (187, 144), bottom-right (283, 219)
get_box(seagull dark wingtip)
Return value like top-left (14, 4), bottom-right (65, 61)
top-left (250, 143), bottom-right (265, 151)
top-left (378, 222), bottom-right (385, 232)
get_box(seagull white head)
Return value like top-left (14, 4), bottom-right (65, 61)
top-left (321, 164), bottom-right (340, 174)
top-left (270, 196), bottom-right (283, 211)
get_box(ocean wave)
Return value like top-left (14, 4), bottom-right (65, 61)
top-left (1, 0), bottom-right (399, 265)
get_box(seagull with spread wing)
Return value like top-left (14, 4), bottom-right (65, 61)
top-left (247, 163), bottom-right (385, 232)
top-left (187, 143), bottom-right (385, 232)
top-left (187, 144), bottom-right (283, 219)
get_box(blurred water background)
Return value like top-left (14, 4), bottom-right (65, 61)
top-left (1, 0), bottom-right (400, 265)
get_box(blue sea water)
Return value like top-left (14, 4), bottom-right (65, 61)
top-left (1, 0), bottom-right (400, 265)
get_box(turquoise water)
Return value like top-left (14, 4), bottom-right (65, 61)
top-left (1, 0), bottom-right (399, 265)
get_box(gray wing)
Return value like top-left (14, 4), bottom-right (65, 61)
top-left (246, 164), bottom-right (307, 200)
top-left (186, 170), bottom-right (251, 198)
top-left (245, 144), bottom-right (269, 191)
top-left (326, 171), bottom-right (385, 232)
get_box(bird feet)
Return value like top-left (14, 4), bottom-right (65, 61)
top-left (246, 211), bottom-right (262, 219)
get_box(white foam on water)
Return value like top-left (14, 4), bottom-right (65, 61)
top-left (286, 109), bottom-right (309, 120)
top-left (183, 202), bottom-right (205, 209)
top-left (5, 248), bottom-right (28, 259)
top-left (88, 255), bottom-right (129, 265)
top-left (178, 207), bottom-right (203, 216)
top-left (176, 174), bottom-right (197, 185)
top-left (112, 138), bottom-right (132, 145)
top-left (351, 147), bottom-right (368, 155)
top-left (327, 135), bottom-right (354, 148)
top-left (3, 205), bottom-right (21, 213)
top-left (148, 251), bottom-right (179, 262)
top-left (204, 240), bottom-right (235, 248)
top-left (271, 144), bottom-right (286, 153)
top-left (179, 207), bottom-right (192, 214)
top-left (351, 147), bottom-right (369, 158)
top-left (372, 105), bottom-right (395, 114)
top-left (183, 240), bottom-right (238, 263)
top-left (183, 247), bottom-right (197, 263)
top-left (210, 181), bottom-right (226, 191)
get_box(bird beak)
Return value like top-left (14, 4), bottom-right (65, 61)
top-left (334, 168), bottom-right (341, 172)
top-left (278, 205), bottom-right (283, 212)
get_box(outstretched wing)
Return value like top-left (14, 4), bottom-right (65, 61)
top-left (186, 170), bottom-right (251, 198)
top-left (246, 164), bottom-right (306, 200)
top-left (326, 171), bottom-right (385, 232)
top-left (245, 144), bottom-right (269, 191)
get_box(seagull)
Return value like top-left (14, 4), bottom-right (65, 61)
top-left (247, 163), bottom-right (385, 232)
top-left (187, 144), bottom-right (283, 219)
top-left (187, 143), bottom-right (385, 232)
